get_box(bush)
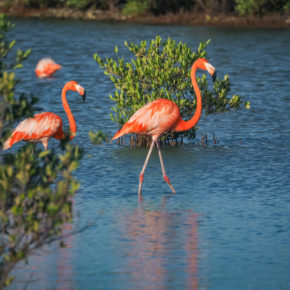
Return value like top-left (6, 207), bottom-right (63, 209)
top-left (235, 0), bottom-right (289, 17)
top-left (89, 130), bottom-right (108, 144)
top-left (0, 14), bottom-right (82, 287)
top-left (122, 0), bottom-right (149, 16)
top-left (94, 36), bottom-right (248, 145)
top-left (66, 0), bottom-right (95, 10)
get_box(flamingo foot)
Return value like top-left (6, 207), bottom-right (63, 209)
top-left (163, 175), bottom-right (176, 194)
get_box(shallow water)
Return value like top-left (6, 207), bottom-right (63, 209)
top-left (5, 18), bottom-right (290, 289)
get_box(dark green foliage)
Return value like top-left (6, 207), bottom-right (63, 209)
top-left (66, 0), bottom-right (93, 10)
top-left (235, 0), bottom-right (289, 16)
top-left (122, 0), bottom-right (149, 16)
top-left (149, 0), bottom-right (196, 15)
top-left (4, 0), bottom-right (289, 16)
top-left (5, 0), bottom-right (64, 9)
top-left (94, 36), bottom-right (248, 143)
top-left (0, 14), bottom-right (82, 287)
top-left (66, 0), bottom-right (106, 10)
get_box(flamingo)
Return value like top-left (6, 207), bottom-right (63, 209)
top-left (35, 58), bottom-right (62, 78)
top-left (3, 81), bottom-right (86, 151)
top-left (112, 58), bottom-right (216, 195)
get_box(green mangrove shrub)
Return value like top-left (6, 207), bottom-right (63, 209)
top-left (235, 0), bottom-right (289, 17)
top-left (94, 36), bottom-right (248, 145)
top-left (0, 14), bottom-right (82, 287)
top-left (122, 0), bottom-right (149, 16)
top-left (89, 130), bottom-right (108, 144)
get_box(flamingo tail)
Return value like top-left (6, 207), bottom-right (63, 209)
top-left (3, 131), bottom-right (25, 150)
top-left (111, 124), bottom-right (131, 141)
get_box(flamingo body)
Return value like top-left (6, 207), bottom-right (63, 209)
top-left (35, 58), bottom-right (62, 78)
top-left (3, 81), bottom-right (86, 151)
top-left (3, 112), bottom-right (63, 150)
top-left (112, 99), bottom-right (181, 141)
top-left (112, 58), bottom-right (217, 195)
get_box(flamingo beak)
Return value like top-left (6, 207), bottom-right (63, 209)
top-left (82, 90), bottom-right (86, 102)
top-left (212, 70), bottom-right (217, 82)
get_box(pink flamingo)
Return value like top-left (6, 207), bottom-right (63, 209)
top-left (35, 58), bottom-right (62, 78)
top-left (112, 58), bottom-right (216, 195)
top-left (3, 81), bottom-right (86, 151)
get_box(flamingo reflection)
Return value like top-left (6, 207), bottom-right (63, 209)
top-left (56, 223), bottom-right (74, 290)
top-left (119, 196), bottom-right (199, 289)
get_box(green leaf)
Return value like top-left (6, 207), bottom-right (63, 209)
top-left (39, 150), bottom-right (50, 158)
top-left (245, 101), bottom-right (250, 109)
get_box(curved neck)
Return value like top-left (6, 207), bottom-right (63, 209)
top-left (175, 62), bottom-right (202, 132)
top-left (62, 84), bottom-right (76, 140)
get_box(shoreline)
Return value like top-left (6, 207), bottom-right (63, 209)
top-left (2, 8), bottom-right (290, 29)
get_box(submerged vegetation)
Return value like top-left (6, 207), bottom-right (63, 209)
top-left (89, 130), bottom-right (108, 145)
top-left (94, 36), bottom-right (249, 146)
top-left (0, 14), bottom-right (82, 287)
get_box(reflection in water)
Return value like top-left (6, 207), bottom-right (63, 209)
top-left (119, 195), bottom-right (198, 289)
top-left (56, 223), bottom-right (74, 290)
top-left (6, 18), bottom-right (290, 289)
top-left (9, 222), bottom-right (75, 289)
top-left (185, 213), bottom-right (199, 290)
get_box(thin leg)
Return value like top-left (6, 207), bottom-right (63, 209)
top-left (42, 140), bottom-right (48, 151)
top-left (42, 141), bottom-right (49, 163)
top-left (156, 141), bottom-right (176, 194)
top-left (138, 140), bottom-right (155, 195)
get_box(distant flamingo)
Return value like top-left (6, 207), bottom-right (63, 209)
top-left (112, 58), bottom-right (216, 195)
top-left (35, 58), bottom-right (62, 78)
top-left (3, 81), bottom-right (86, 151)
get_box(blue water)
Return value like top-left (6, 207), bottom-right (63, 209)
top-left (5, 18), bottom-right (290, 289)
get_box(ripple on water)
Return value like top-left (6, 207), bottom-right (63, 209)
top-left (6, 20), bottom-right (290, 290)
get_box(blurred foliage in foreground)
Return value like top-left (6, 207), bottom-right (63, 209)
top-left (0, 14), bottom-right (82, 288)
top-left (94, 36), bottom-right (249, 145)
top-left (4, 0), bottom-right (290, 17)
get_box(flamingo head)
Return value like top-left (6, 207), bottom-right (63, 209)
top-left (66, 81), bottom-right (86, 102)
top-left (53, 63), bottom-right (62, 72)
top-left (196, 58), bottom-right (217, 82)
top-left (76, 84), bottom-right (86, 102)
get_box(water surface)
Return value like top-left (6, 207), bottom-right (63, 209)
top-left (6, 18), bottom-right (290, 289)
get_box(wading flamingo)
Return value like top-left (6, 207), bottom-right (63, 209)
top-left (35, 58), bottom-right (62, 78)
top-left (3, 81), bottom-right (86, 151)
top-left (112, 58), bottom-right (216, 195)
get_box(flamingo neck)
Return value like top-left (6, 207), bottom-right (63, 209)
top-left (175, 62), bottom-right (202, 132)
top-left (62, 84), bottom-right (76, 140)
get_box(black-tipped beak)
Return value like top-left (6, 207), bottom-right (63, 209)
top-left (82, 90), bottom-right (86, 102)
top-left (212, 70), bottom-right (217, 82)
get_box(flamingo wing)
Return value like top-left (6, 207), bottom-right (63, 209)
top-left (3, 112), bottom-right (62, 150)
top-left (112, 99), bottom-right (181, 140)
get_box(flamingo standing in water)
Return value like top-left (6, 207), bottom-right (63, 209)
top-left (112, 58), bottom-right (217, 195)
top-left (35, 58), bottom-right (62, 78)
top-left (3, 81), bottom-right (86, 151)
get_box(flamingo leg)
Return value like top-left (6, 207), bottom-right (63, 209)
top-left (42, 138), bottom-right (49, 151)
top-left (155, 141), bottom-right (176, 194)
top-left (138, 140), bottom-right (155, 195)
top-left (42, 142), bottom-right (48, 151)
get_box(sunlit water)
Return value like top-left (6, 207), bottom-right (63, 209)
top-left (4, 18), bottom-right (290, 289)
